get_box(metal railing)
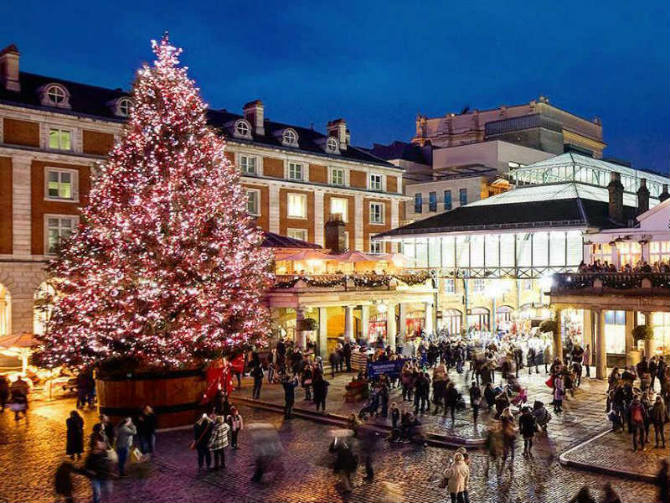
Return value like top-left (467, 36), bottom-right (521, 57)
top-left (271, 272), bottom-right (433, 291)
top-left (551, 272), bottom-right (670, 292)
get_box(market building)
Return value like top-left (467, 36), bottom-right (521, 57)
top-left (372, 152), bottom-right (670, 361)
top-left (0, 43), bottom-right (407, 344)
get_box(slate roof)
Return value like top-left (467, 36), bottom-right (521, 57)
top-left (0, 71), bottom-right (397, 168)
top-left (368, 141), bottom-right (432, 165)
top-left (374, 182), bottom-right (639, 238)
top-left (261, 231), bottom-right (321, 249)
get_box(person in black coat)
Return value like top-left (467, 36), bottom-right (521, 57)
top-left (518, 406), bottom-right (537, 456)
top-left (136, 405), bottom-right (157, 455)
top-left (469, 381), bottom-right (482, 423)
top-left (282, 375), bottom-right (298, 419)
top-left (343, 342), bottom-right (352, 372)
top-left (193, 414), bottom-right (213, 470)
top-left (445, 382), bottom-right (459, 424)
top-left (312, 372), bottom-right (330, 413)
top-left (66, 410), bottom-right (84, 460)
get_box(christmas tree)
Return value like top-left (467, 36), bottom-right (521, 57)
top-left (37, 36), bottom-right (272, 369)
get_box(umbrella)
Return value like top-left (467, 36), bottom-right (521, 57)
top-left (334, 250), bottom-right (378, 263)
top-left (0, 332), bottom-right (39, 375)
top-left (280, 250), bottom-right (338, 262)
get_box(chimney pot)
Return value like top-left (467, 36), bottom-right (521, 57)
top-left (660, 184), bottom-right (670, 202)
top-left (0, 44), bottom-right (20, 92)
top-left (637, 178), bottom-right (650, 215)
top-left (327, 118), bottom-right (348, 151)
top-left (243, 99), bottom-right (264, 136)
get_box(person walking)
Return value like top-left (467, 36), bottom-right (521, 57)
top-left (629, 396), bottom-right (647, 452)
top-left (208, 415), bottom-right (230, 470)
top-left (543, 345), bottom-right (552, 374)
top-left (518, 406), bottom-right (537, 457)
top-left (469, 381), bottom-right (481, 424)
top-left (9, 376), bottom-right (29, 421)
top-left (329, 350), bottom-right (340, 378)
top-left (445, 381), bottom-right (459, 425)
top-left (227, 406), bottom-right (243, 449)
top-left (136, 405), bottom-right (157, 456)
top-left (54, 461), bottom-right (76, 503)
top-left (343, 341), bottom-right (352, 372)
top-left (583, 344), bottom-right (591, 378)
top-left (553, 374), bottom-right (565, 413)
top-left (650, 395), bottom-right (666, 449)
top-left (333, 440), bottom-right (358, 493)
top-left (313, 372), bottom-right (330, 413)
top-left (83, 440), bottom-right (113, 503)
top-left (251, 363), bottom-right (264, 399)
top-left (65, 410), bottom-right (84, 461)
top-left (0, 374), bottom-right (9, 411)
top-left (115, 417), bottom-right (136, 477)
top-left (282, 375), bottom-right (298, 419)
top-left (442, 452), bottom-right (469, 503)
top-left (193, 413), bottom-right (213, 471)
top-left (501, 407), bottom-right (517, 468)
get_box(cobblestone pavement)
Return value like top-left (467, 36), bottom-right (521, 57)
top-left (0, 396), bottom-right (662, 503)
top-left (235, 366), bottom-right (612, 451)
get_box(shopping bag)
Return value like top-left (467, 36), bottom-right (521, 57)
top-left (130, 447), bottom-right (144, 463)
top-left (545, 376), bottom-right (554, 388)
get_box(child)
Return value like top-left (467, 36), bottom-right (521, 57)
top-left (54, 461), bottom-right (75, 503)
top-left (390, 402), bottom-right (400, 429)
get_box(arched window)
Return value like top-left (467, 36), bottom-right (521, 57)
top-left (33, 282), bottom-right (57, 336)
top-left (326, 137), bottom-right (339, 153)
top-left (234, 119), bottom-right (252, 139)
top-left (40, 83), bottom-right (70, 108)
top-left (117, 98), bottom-right (132, 117)
top-left (281, 128), bottom-right (298, 147)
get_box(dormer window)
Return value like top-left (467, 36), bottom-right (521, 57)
top-left (117, 98), bottom-right (132, 117)
top-left (326, 137), bottom-right (339, 154)
top-left (40, 83), bottom-right (70, 108)
top-left (281, 128), bottom-right (298, 147)
top-left (234, 119), bottom-right (252, 139)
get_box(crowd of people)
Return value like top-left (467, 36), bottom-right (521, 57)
top-left (578, 258), bottom-right (670, 274)
top-left (0, 374), bottom-right (31, 421)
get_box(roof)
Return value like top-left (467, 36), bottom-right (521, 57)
top-left (368, 141), bottom-right (432, 165)
top-left (260, 231), bottom-right (321, 250)
top-left (374, 181), bottom-right (639, 238)
top-left (0, 71), bottom-right (397, 168)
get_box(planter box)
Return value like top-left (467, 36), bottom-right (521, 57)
top-left (96, 368), bottom-right (207, 428)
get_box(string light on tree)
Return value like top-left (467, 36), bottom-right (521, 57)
top-left (36, 36), bottom-right (273, 369)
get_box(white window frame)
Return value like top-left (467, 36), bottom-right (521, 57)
top-left (287, 192), bottom-right (307, 219)
top-left (287, 228), bottom-right (308, 241)
top-left (326, 137), bottom-right (339, 154)
top-left (115, 98), bottom-right (132, 117)
top-left (44, 167), bottom-right (79, 202)
top-left (472, 278), bottom-right (486, 293)
top-left (233, 119), bottom-right (252, 139)
top-left (238, 154), bottom-right (259, 176)
top-left (329, 167), bottom-right (346, 186)
top-left (287, 162), bottom-right (305, 181)
top-left (281, 128), bottom-right (299, 147)
top-left (369, 173), bottom-right (384, 192)
top-left (40, 83), bottom-right (71, 108)
top-left (47, 127), bottom-right (73, 151)
top-left (369, 240), bottom-right (383, 254)
top-left (444, 279), bottom-right (456, 294)
top-left (369, 202), bottom-right (385, 225)
top-left (44, 214), bottom-right (78, 255)
top-left (330, 197), bottom-right (349, 222)
top-left (246, 189), bottom-right (260, 216)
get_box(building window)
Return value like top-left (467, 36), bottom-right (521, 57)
top-left (414, 193), bottom-right (423, 213)
top-left (326, 137), bottom-right (339, 153)
top-left (370, 240), bottom-right (383, 254)
top-left (444, 279), bottom-right (455, 294)
top-left (287, 228), bottom-right (307, 241)
top-left (651, 241), bottom-right (670, 263)
top-left (45, 215), bottom-right (77, 254)
top-left (618, 241), bottom-right (641, 267)
top-left (234, 120), bottom-right (252, 138)
top-left (288, 162), bottom-right (304, 181)
top-left (444, 190), bottom-right (452, 211)
top-left (369, 173), bottom-right (383, 191)
top-left (239, 155), bottom-right (257, 175)
top-left (45, 168), bottom-right (78, 201)
top-left (42, 84), bottom-right (70, 108)
top-left (282, 128), bottom-right (299, 147)
top-left (246, 190), bottom-right (260, 216)
top-left (369, 202), bottom-right (384, 224)
top-left (459, 188), bottom-right (467, 206)
top-left (522, 279), bottom-right (533, 291)
top-left (429, 192), bottom-right (437, 212)
top-left (330, 167), bottom-right (345, 186)
top-left (48, 128), bottom-right (72, 150)
top-left (472, 278), bottom-right (486, 293)
top-left (287, 193), bottom-right (307, 218)
top-left (330, 197), bottom-right (348, 222)
top-left (117, 98), bottom-right (132, 117)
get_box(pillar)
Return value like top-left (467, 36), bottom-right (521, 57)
top-left (625, 310), bottom-right (635, 366)
top-left (583, 310), bottom-right (593, 350)
top-left (344, 305), bottom-right (354, 342)
top-left (643, 311), bottom-right (653, 358)
top-left (553, 308), bottom-right (563, 362)
top-left (295, 307), bottom-right (306, 349)
top-left (386, 303), bottom-right (397, 351)
top-left (596, 310), bottom-right (607, 379)
top-left (12, 155), bottom-right (33, 256)
top-left (268, 185), bottom-right (280, 233)
top-left (424, 302), bottom-right (434, 335)
top-left (398, 303), bottom-right (407, 344)
top-left (491, 296), bottom-right (497, 334)
top-left (318, 307), bottom-right (328, 357)
top-left (360, 305), bottom-right (369, 343)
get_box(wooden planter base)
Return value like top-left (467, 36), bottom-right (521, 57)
top-left (96, 368), bottom-right (207, 428)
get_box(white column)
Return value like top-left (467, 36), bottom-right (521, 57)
top-left (583, 242), bottom-right (592, 264)
top-left (386, 303), bottom-right (397, 350)
top-left (318, 307), bottom-right (328, 357)
top-left (641, 243), bottom-right (650, 263)
top-left (12, 155), bottom-right (33, 256)
top-left (354, 194), bottom-right (364, 251)
top-left (390, 200), bottom-right (399, 253)
top-left (424, 302), bottom-right (434, 335)
top-left (314, 190), bottom-right (324, 247)
top-left (295, 307), bottom-right (306, 349)
top-left (625, 310), bottom-right (636, 366)
top-left (269, 184), bottom-right (280, 233)
top-left (344, 305), bottom-right (354, 342)
top-left (360, 305), bottom-right (369, 343)
top-left (398, 303), bottom-right (407, 344)
top-left (596, 310), bottom-right (607, 379)
top-left (611, 245), bottom-right (620, 269)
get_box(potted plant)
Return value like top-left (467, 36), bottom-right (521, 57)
top-left (539, 319), bottom-right (558, 335)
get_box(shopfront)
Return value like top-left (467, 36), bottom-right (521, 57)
top-left (442, 309), bottom-right (462, 336)
top-left (467, 307), bottom-right (490, 331)
top-left (560, 308), bottom-right (586, 347)
top-left (651, 312), bottom-right (670, 356)
top-left (604, 310), bottom-right (626, 355)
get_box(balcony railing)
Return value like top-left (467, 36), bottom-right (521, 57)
top-left (271, 272), bottom-right (433, 291)
top-left (551, 272), bottom-right (670, 293)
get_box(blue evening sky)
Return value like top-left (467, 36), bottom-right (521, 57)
top-left (2, 0), bottom-right (668, 174)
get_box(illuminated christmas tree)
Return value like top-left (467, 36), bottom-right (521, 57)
top-left (37, 36), bottom-right (272, 369)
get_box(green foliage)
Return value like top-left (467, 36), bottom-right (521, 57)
top-left (632, 324), bottom-right (653, 342)
top-left (539, 319), bottom-right (558, 334)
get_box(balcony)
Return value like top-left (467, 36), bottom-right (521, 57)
top-left (552, 272), bottom-right (670, 293)
top-left (271, 272), bottom-right (433, 292)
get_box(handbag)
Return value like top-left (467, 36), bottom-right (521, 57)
top-left (130, 447), bottom-right (143, 463)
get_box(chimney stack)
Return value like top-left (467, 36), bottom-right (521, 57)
top-left (660, 184), bottom-right (670, 202)
top-left (607, 171), bottom-right (624, 223)
top-left (324, 214), bottom-right (346, 254)
top-left (243, 100), bottom-right (264, 136)
top-left (636, 178), bottom-right (650, 215)
top-left (0, 44), bottom-right (20, 92)
top-left (327, 119), bottom-right (348, 151)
